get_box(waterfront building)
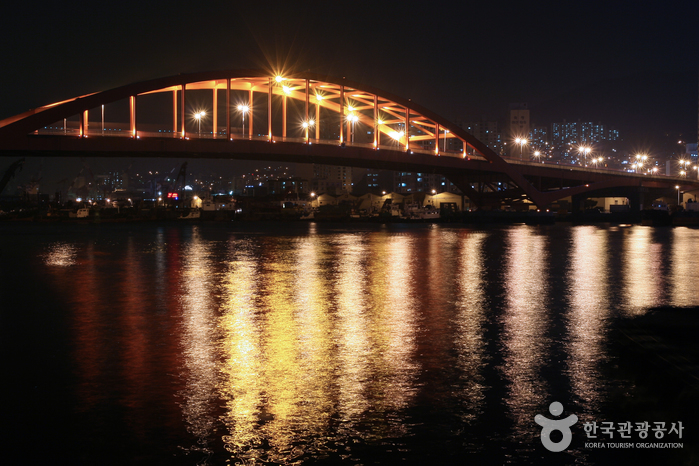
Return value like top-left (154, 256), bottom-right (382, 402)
top-left (267, 177), bottom-right (309, 195)
top-left (297, 163), bottom-right (353, 194)
top-left (509, 103), bottom-right (530, 158)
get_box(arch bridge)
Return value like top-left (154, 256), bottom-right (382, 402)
top-left (1, 70), bottom-right (697, 209)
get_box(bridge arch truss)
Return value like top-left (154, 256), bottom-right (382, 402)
top-left (2, 70), bottom-right (696, 208)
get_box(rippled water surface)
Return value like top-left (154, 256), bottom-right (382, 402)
top-left (2, 222), bottom-right (698, 465)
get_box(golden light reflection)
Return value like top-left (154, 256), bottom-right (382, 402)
top-left (454, 230), bottom-right (487, 423)
top-left (259, 252), bottom-right (304, 462)
top-left (43, 242), bottom-right (78, 266)
top-left (291, 236), bottom-right (335, 433)
top-left (219, 240), bottom-right (265, 461)
top-left (621, 227), bottom-right (663, 315)
top-left (334, 234), bottom-right (371, 423)
top-left (178, 228), bottom-right (218, 457)
top-left (501, 227), bottom-right (550, 434)
top-left (364, 231), bottom-right (418, 438)
top-left (567, 227), bottom-right (610, 411)
top-left (669, 228), bottom-right (699, 308)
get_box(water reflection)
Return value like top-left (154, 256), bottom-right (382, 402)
top-left (364, 232), bottom-right (418, 437)
top-left (566, 226), bottom-right (610, 412)
top-left (621, 227), bottom-right (665, 315)
top-left (334, 234), bottom-right (372, 430)
top-left (501, 228), bottom-right (550, 436)
top-left (219, 238), bottom-right (264, 462)
top-left (178, 227), bottom-right (219, 457)
top-left (453, 230), bottom-right (487, 424)
top-left (670, 228), bottom-right (699, 308)
top-left (43, 242), bottom-right (78, 266)
top-left (28, 224), bottom-right (699, 465)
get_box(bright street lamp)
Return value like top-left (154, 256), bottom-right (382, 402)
top-left (515, 138), bottom-right (528, 160)
top-left (302, 119), bottom-right (315, 143)
top-left (348, 114), bottom-right (359, 143)
top-left (579, 146), bottom-right (592, 166)
top-left (237, 105), bottom-right (249, 138)
top-left (194, 111), bottom-right (206, 137)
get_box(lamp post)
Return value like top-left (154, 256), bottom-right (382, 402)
top-left (237, 105), bottom-right (249, 138)
top-left (348, 114), bottom-right (359, 143)
top-left (676, 185), bottom-right (681, 206)
top-left (515, 138), bottom-right (528, 160)
top-left (194, 111), bottom-right (206, 137)
top-left (302, 119), bottom-right (315, 143)
top-left (579, 146), bottom-right (591, 166)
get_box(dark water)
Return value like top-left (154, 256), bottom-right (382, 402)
top-left (2, 222), bottom-right (698, 465)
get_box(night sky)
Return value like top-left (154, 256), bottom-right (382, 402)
top-left (1, 0), bottom-right (697, 186)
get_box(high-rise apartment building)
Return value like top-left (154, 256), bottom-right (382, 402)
top-left (550, 120), bottom-right (619, 146)
top-left (509, 103), bottom-right (530, 158)
top-left (461, 119), bottom-right (505, 155)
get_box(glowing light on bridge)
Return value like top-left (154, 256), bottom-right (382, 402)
top-left (237, 105), bottom-right (249, 138)
top-left (515, 138), bottom-right (528, 160)
top-left (389, 130), bottom-right (404, 141)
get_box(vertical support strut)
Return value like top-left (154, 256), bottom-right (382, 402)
top-left (226, 79), bottom-right (231, 139)
top-left (315, 94), bottom-right (320, 141)
top-left (435, 123), bottom-right (440, 155)
top-left (373, 94), bottom-right (378, 149)
top-left (129, 96), bottom-right (136, 138)
top-left (404, 107), bottom-right (410, 151)
top-left (282, 92), bottom-right (287, 139)
top-left (339, 85), bottom-right (344, 144)
top-left (305, 79), bottom-right (309, 143)
top-left (181, 84), bottom-right (186, 138)
top-left (268, 77), bottom-right (273, 142)
top-left (249, 88), bottom-right (254, 138)
top-left (212, 88), bottom-right (218, 139)
top-left (80, 110), bottom-right (88, 137)
top-left (172, 89), bottom-right (177, 136)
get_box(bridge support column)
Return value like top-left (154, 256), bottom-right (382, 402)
top-left (315, 97), bottom-right (320, 141)
top-left (268, 77), bottom-right (273, 142)
top-left (435, 123), bottom-right (440, 155)
top-left (226, 79), bottom-right (231, 139)
top-left (304, 79), bottom-right (309, 143)
top-left (571, 193), bottom-right (586, 213)
top-left (172, 90), bottom-right (177, 136)
top-left (212, 88), bottom-right (218, 138)
top-left (373, 94), bottom-right (378, 149)
top-left (404, 107), bottom-right (409, 151)
top-left (80, 110), bottom-right (88, 137)
top-left (249, 88), bottom-right (254, 139)
top-left (282, 94), bottom-right (287, 139)
top-left (339, 85), bottom-right (344, 145)
top-left (181, 84), bottom-right (186, 138)
top-left (627, 189), bottom-right (649, 212)
top-left (129, 96), bottom-right (136, 138)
